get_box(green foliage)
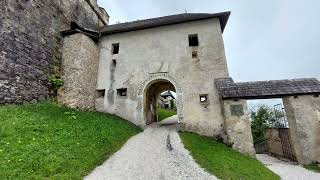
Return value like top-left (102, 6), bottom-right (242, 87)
top-left (180, 132), bottom-right (280, 180)
top-left (170, 100), bottom-right (176, 109)
top-left (49, 75), bottom-right (64, 87)
top-left (0, 102), bottom-right (141, 179)
top-left (304, 163), bottom-right (320, 173)
top-left (157, 108), bottom-right (177, 121)
top-left (250, 105), bottom-right (277, 142)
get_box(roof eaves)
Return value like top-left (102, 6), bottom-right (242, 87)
top-left (101, 11), bottom-right (231, 36)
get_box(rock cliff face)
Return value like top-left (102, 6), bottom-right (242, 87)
top-left (0, 0), bottom-right (108, 104)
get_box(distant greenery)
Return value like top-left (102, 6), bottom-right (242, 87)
top-left (180, 132), bottom-right (280, 180)
top-left (304, 163), bottom-right (320, 173)
top-left (0, 102), bottom-right (141, 179)
top-left (250, 105), bottom-right (277, 142)
top-left (170, 100), bottom-right (176, 109)
top-left (157, 108), bottom-right (177, 121)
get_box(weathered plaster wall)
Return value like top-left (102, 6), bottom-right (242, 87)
top-left (266, 128), bottom-right (284, 157)
top-left (222, 99), bottom-right (256, 157)
top-left (58, 33), bottom-right (99, 109)
top-left (0, 0), bottom-right (108, 104)
top-left (283, 95), bottom-right (320, 164)
top-left (97, 18), bottom-right (230, 137)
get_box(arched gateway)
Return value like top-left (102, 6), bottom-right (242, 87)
top-left (137, 73), bottom-right (184, 125)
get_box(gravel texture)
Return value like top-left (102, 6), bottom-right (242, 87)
top-left (86, 120), bottom-right (216, 180)
top-left (257, 154), bottom-right (320, 180)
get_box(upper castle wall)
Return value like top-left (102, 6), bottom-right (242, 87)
top-left (0, 0), bottom-right (108, 104)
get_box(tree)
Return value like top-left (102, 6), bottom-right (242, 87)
top-left (250, 105), bottom-right (277, 143)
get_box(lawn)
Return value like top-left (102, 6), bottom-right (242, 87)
top-left (180, 132), bottom-right (280, 180)
top-left (0, 102), bottom-right (141, 179)
top-left (304, 163), bottom-right (320, 173)
top-left (157, 108), bottom-right (177, 121)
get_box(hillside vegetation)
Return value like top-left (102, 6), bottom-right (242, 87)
top-left (0, 102), bottom-right (141, 179)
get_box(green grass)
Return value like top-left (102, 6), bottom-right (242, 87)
top-left (157, 108), bottom-right (177, 121)
top-left (304, 163), bottom-right (320, 173)
top-left (180, 132), bottom-right (280, 180)
top-left (0, 102), bottom-right (141, 179)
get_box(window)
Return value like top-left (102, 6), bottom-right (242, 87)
top-left (188, 34), bottom-right (199, 47)
top-left (199, 94), bottom-right (209, 104)
top-left (192, 51), bottom-right (198, 58)
top-left (112, 43), bottom-right (119, 54)
top-left (117, 88), bottom-right (127, 97)
top-left (97, 90), bottom-right (105, 98)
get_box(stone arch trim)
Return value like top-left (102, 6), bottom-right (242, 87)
top-left (136, 73), bottom-right (184, 125)
top-left (138, 73), bottom-right (183, 95)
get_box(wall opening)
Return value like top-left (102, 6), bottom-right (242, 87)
top-left (143, 79), bottom-right (177, 125)
top-left (112, 43), bottom-right (119, 54)
top-left (97, 89), bottom-right (105, 98)
top-left (117, 88), bottom-right (127, 97)
top-left (248, 98), bottom-right (296, 161)
top-left (188, 34), bottom-right (199, 47)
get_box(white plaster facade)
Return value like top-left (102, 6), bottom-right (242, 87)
top-left (96, 18), bottom-right (229, 137)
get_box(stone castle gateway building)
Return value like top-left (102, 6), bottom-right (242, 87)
top-left (1, 0), bottom-right (319, 165)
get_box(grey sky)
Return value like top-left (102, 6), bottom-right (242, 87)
top-left (97, 0), bottom-right (320, 82)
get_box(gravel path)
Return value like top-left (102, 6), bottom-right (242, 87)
top-left (86, 120), bottom-right (216, 180)
top-left (257, 154), bottom-right (320, 180)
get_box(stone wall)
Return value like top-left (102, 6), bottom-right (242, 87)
top-left (58, 33), bottom-right (99, 109)
top-left (265, 128), bottom-right (284, 157)
top-left (283, 95), bottom-right (320, 164)
top-left (222, 99), bottom-right (256, 157)
top-left (0, 0), bottom-right (108, 104)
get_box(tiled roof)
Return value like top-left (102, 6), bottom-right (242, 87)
top-left (100, 12), bottom-right (230, 35)
top-left (215, 78), bottom-right (320, 100)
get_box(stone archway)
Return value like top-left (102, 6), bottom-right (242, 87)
top-left (144, 79), bottom-right (176, 124)
top-left (136, 73), bottom-right (183, 126)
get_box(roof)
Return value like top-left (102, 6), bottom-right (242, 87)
top-left (100, 12), bottom-right (230, 35)
top-left (61, 22), bottom-right (100, 42)
top-left (215, 78), bottom-right (320, 100)
top-left (161, 91), bottom-right (175, 99)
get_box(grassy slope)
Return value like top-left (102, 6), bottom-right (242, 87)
top-left (180, 132), bottom-right (280, 180)
top-left (0, 102), bottom-right (141, 179)
top-left (304, 164), bottom-right (320, 173)
top-left (157, 108), bottom-right (177, 121)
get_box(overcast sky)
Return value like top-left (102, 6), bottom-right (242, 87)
top-left (98, 0), bottom-right (320, 82)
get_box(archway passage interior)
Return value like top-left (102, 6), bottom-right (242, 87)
top-left (144, 79), bottom-right (176, 125)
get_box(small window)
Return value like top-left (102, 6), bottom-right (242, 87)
top-left (199, 94), bottom-right (209, 104)
top-left (112, 43), bottom-right (119, 54)
top-left (97, 90), bottom-right (105, 98)
top-left (188, 34), bottom-right (199, 47)
top-left (192, 51), bottom-right (198, 58)
top-left (117, 88), bottom-right (127, 97)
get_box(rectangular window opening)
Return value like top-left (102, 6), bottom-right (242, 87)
top-left (117, 88), bottom-right (127, 97)
top-left (192, 51), bottom-right (198, 58)
top-left (112, 43), bottom-right (120, 54)
top-left (199, 94), bottom-right (209, 104)
top-left (97, 90), bottom-right (105, 98)
top-left (188, 34), bottom-right (199, 47)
